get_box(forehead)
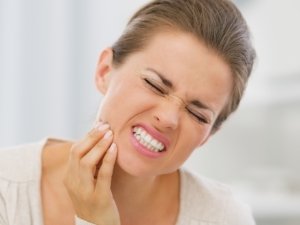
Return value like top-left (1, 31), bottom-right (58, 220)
top-left (143, 31), bottom-right (231, 76)
top-left (119, 31), bottom-right (233, 113)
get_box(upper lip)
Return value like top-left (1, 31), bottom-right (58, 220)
top-left (133, 123), bottom-right (170, 149)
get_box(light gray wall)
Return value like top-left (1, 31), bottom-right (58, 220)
top-left (0, 0), bottom-right (148, 146)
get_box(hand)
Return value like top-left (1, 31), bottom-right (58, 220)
top-left (63, 122), bottom-right (120, 225)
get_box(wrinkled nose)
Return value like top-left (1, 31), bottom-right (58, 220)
top-left (153, 95), bottom-right (184, 131)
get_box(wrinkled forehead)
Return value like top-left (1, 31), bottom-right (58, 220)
top-left (113, 30), bottom-right (233, 114)
top-left (139, 31), bottom-right (232, 103)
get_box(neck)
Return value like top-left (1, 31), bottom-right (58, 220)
top-left (111, 164), bottom-right (180, 224)
top-left (111, 164), bottom-right (161, 204)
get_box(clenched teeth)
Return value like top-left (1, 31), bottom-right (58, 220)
top-left (133, 127), bottom-right (165, 152)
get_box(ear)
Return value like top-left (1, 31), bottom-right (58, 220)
top-left (95, 48), bottom-right (114, 94)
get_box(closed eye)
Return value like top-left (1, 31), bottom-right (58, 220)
top-left (143, 78), bottom-right (166, 95)
top-left (186, 107), bottom-right (209, 124)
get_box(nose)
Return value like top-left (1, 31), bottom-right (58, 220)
top-left (153, 95), bottom-right (184, 131)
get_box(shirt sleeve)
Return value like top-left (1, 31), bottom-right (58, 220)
top-left (223, 198), bottom-right (256, 225)
top-left (0, 187), bottom-right (8, 225)
top-left (0, 209), bottom-right (7, 225)
top-left (75, 215), bottom-right (97, 225)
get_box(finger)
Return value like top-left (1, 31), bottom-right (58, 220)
top-left (64, 122), bottom-right (110, 194)
top-left (79, 130), bottom-right (114, 185)
top-left (70, 122), bottom-right (110, 165)
top-left (95, 143), bottom-right (117, 193)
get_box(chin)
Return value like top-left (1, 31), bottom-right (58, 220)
top-left (115, 153), bottom-right (177, 178)
top-left (115, 156), bottom-right (164, 179)
top-left (116, 155), bottom-right (153, 177)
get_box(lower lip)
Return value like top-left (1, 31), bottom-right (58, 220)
top-left (130, 132), bottom-right (165, 159)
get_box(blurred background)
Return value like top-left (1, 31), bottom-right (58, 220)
top-left (0, 0), bottom-right (299, 224)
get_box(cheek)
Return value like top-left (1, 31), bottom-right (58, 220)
top-left (180, 123), bottom-right (211, 151)
top-left (97, 85), bottom-right (147, 127)
top-left (194, 128), bottom-right (211, 148)
top-left (171, 128), bottom-right (210, 170)
top-left (96, 87), bottom-right (123, 126)
top-left (98, 94), bottom-right (129, 127)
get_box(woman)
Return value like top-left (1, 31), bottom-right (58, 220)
top-left (0, 0), bottom-right (256, 224)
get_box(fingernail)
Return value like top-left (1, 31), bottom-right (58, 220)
top-left (103, 130), bottom-right (113, 139)
top-left (93, 120), bottom-right (103, 127)
top-left (97, 123), bottom-right (110, 132)
top-left (108, 143), bottom-right (117, 153)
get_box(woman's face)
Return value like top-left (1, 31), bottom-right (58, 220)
top-left (95, 31), bottom-right (232, 177)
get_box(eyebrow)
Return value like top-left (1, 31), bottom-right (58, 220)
top-left (145, 68), bottom-right (173, 89)
top-left (190, 100), bottom-right (215, 116)
top-left (145, 68), bottom-right (215, 115)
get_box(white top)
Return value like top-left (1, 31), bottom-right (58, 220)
top-left (0, 138), bottom-right (256, 225)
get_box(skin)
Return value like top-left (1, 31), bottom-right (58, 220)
top-left (41, 30), bottom-right (233, 225)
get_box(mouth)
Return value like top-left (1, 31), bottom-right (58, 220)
top-left (132, 126), bottom-right (166, 153)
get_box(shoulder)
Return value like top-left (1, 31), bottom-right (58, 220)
top-left (0, 139), bottom-right (56, 225)
top-left (179, 168), bottom-right (255, 225)
top-left (0, 139), bottom-right (46, 182)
